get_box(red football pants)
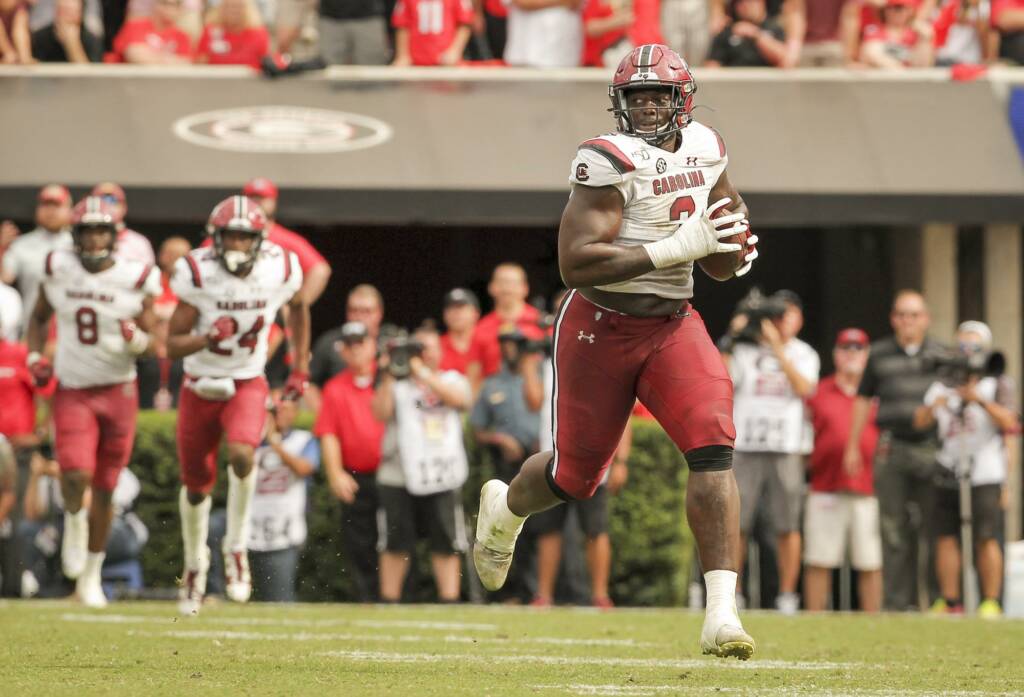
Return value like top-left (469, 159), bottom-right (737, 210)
top-left (53, 382), bottom-right (138, 492)
top-left (176, 376), bottom-right (269, 494)
top-left (550, 291), bottom-right (736, 499)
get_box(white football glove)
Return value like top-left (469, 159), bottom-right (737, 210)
top-left (643, 198), bottom-right (748, 270)
top-left (735, 232), bottom-right (759, 277)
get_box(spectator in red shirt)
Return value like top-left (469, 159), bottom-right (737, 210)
top-left (242, 178), bottom-right (332, 305)
top-left (468, 262), bottom-right (544, 390)
top-left (440, 287), bottom-right (480, 375)
top-left (315, 321), bottom-right (385, 602)
top-left (803, 328), bottom-right (882, 613)
top-left (0, 331), bottom-right (36, 449)
top-left (581, 0), bottom-right (633, 66)
top-left (0, 0), bottom-right (32, 64)
top-left (932, 0), bottom-right (989, 66)
top-left (196, 0), bottom-right (270, 69)
top-left (859, 0), bottom-right (934, 67)
top-left (113, 0), bottom-right (194, 64)
top-left (392, 0), bottom-right (474, 65)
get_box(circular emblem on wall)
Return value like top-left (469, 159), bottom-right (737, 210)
top-left (172, 106), bottom-right (393, 154)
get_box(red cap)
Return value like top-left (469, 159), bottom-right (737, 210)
top-left (835, 328), bottom-right (869, 348)
top-left (37, 184), bottom-right (70, 205)
top-left (242, 177), bottom-right (278, 200)
top-left (91, 182), bottom-right (126, 204)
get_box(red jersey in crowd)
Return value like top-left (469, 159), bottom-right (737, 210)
top-left (861, 23), bottom-right (919, 64)
top-left (0, 340), bottom-right (36, 438)
top-left (439, 333), bottom-right (473, 374)
top-left (196, 24), bottom-right (270, 69)
top-left (805, 375), bottom-right (879, 495)
top-left (485, 0), bottom-right (507, 19)
top-left (392, 0), bottom-right (475, 65)
top-left (314, 369), bottom-right (385, 474)
top-left (470, 304), bottom-right (544, 377)
top-left (990, 0), bottom-right (1023, 27)
top-left (113, 18), bottom-right (194, 62)
top-left (201, 222), bottom-right (326, 275)
top-left (581, 0), bottom-right (662, 66)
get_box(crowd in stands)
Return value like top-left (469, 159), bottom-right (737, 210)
top-left (0, 0), bottom-right (1021, 68)
top-left (0, 181), bottom-right (1019, 615)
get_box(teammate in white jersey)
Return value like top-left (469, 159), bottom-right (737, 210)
top-left (474, 44), bottom-right (758, 659)
top-left (25, 196), bottom-right (160, 608)
top-left (167, 195), bottom-right (310, 615)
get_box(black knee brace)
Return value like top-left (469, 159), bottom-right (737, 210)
top-left (544, 457), bottom-right (576, 502)
top-left (685, 445), bottom-right (734, 472)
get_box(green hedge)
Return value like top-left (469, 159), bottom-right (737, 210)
top-left (131, 411), bottom-right (693, 606)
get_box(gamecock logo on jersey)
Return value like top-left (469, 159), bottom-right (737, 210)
top-left (172, 106), bottom-right (393, 154)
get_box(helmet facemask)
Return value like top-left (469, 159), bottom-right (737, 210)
top-left (213, 227), bottom-right (263, 276)
top-left (73, 224), bottom-right (116, 272)
top-left (608, 81), bottom-right (695, 146)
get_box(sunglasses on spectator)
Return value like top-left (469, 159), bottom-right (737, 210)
top-left (837, 343), bottom-right (866, 352)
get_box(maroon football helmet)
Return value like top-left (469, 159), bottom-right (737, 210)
top-left (206, 195), bottom-right (268, 275)
top-left (608, 44), bottom-right (697, 144)
top-left (71, 196), bottom-right (118, 270)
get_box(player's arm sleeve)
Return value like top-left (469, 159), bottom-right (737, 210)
top-left (142, 265), bottom-right (162, 298)
top-left (168, 256), bottom-right (203, 306)
top-left (285, 251), bottom-right (304, 298)
top-left (313, 392), bottom-right (336, 437)
top-left (568, 139), bottom-right (637, 206)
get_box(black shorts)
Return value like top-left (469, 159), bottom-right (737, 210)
top-left (934, 483), bottom-right (1003, 542)
top-left (529, 484), bottom-right (610, 538)
top-left (377, 485), bottom-right (468, 555)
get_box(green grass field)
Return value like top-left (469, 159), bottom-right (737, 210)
top-left (3, 600), bottom-right (1023, 696)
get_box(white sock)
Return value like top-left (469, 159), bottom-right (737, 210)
top-left (500, 489), bottom-right (528, 527)
top-left (65, 509), bottom-right (88, 544)
top-left (83, 551), bottom-right (105, 582)
top-left (179, 488), bottom-right (211, 570)
top-left (704, 569), bottom-right (741, 626)
top-left (224, 469), bottom-right (256, 553)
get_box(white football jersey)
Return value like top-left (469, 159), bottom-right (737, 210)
top-left (729, 339), bottom-right (820, 454)
top-left (42, 249), bottom-right (160, 389)
top-left (170, 242), bottom-right (302, 380)
top-left (568, 122), bottom-right (729, 299)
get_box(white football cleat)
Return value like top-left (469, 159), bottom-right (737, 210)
top-left (700, 620), bottom-right (755, 660)
top-left (77, 572), bottom-right (108, 609)
top-left (61, 512), bottom-right (89, 580)
top-left (178, 546), bottom-right (210, 616)
top-left (473, 480), bottom-right (525, 592)
top-left (223, 544), bottom-right (252, 603)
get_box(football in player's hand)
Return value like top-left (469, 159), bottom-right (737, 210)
top-left (697, 203), bottom-right (750, 282)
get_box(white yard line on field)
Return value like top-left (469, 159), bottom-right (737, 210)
top-left (58, 612), bottom-right (497, 632)
top-left (533, 687), bottom-right (1024, 697)
top-left (316, 649), bottom-right (863, 671)
top-left (121, 627), bottom-right (649, 648)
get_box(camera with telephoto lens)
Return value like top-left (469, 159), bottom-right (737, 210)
top-left (729, 288), bottom-right (789, 345)
top-left (922, 344), bottom-right (1006, 386)
top-left (384, 333), bottom-right (424, 379)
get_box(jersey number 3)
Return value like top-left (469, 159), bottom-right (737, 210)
top-left (670, 196), bottom-right (695, 222)
top-left (209, 316), bottom-right (265, 356)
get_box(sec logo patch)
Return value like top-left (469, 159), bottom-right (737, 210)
top-left (656, 158), bottom-right (667, 174)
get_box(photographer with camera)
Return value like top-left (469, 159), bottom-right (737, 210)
top-left (723, 289), bottom-right (819, 614)
top-left (844, 290), bottom-right (947, 611)
top-left (372, 325), bottom-right (472, 602)
top-left (247, 397), bottom-right (319, 602)
top-left (913, 321), bottom-right (1019, 617)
